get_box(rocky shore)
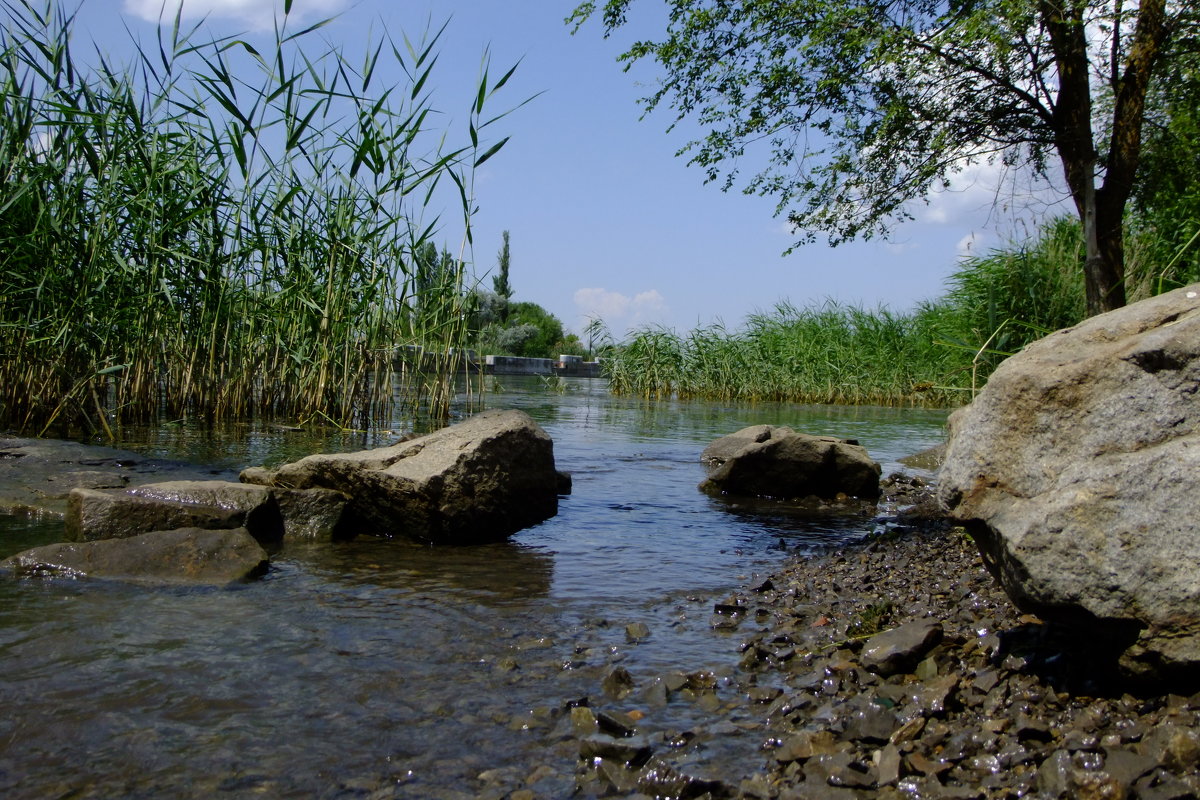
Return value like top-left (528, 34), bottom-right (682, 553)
top-left (540, 476), bottom-right (1200, 800)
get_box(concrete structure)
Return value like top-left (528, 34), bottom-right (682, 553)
top-left (485, 354), bottom-right (602, 378)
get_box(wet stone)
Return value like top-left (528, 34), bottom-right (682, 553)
top-left (578, 735), bottom-right (653, 767)
top-left (641, 678), bottom-right (669, 708)
top-left (807, 752), bottom-right (876, 789)
top-left (596, 709), bottom-right (638, 738)
top-left (570, 706), bottom-right (598, 735)
top-left (842, 696), bottom-right (898, 744)
top-left (874, 744), bottom-right (902, 787)
top-left (625, 622), bottom-right (651, 642)
top-left (860, 618), bottom-right (944, 676)
top-left (602, 667), bottom-right (635, 700)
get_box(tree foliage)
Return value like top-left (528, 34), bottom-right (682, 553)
top-left (1131, 35), bottom-right (1200, 288)
top-left (571, 0), bottom-right (1199, 314)
top-left (492, 229), bottom-right (513, 313)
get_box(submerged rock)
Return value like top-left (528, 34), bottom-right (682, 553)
top-left (700, 425), bottom-right (881, 501)
top-left (938, 283), bottom-right (1200, 681)
top-left (0, 437), bottom-right (236, 517)
top-left (1, 527), bottom-right (268, 586)
top-left (243, 409), bottom-right (564, 544)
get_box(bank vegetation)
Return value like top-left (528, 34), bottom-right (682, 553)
top-left (0, 0), bottom-right (513, 436)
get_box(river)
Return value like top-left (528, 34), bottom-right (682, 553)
top-left (0, 377), bottom-right (949, 798)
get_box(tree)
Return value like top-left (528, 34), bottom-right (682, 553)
top-left (1131, 39), bottom-right (1200, 288)
top-left (571, 0), bottom-right (1196, 315)
top-left (492, 230), bottom-right (513, 319)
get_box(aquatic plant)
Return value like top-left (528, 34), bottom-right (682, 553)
top-left (0, 0), bottom-right (516, 436)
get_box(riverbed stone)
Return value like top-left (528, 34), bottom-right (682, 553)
top-left (860, 619), bottom-right (943, 676)
top-left (0, 527), bottom-right (268, 586)
top-left (937, 283), bottom-right (1200, 681)
top-left (245, 409), bottom-right (562, 544)
top-left (700, 425), bottom-right (881, 500)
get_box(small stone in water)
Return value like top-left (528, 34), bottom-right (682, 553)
top-left (602, 667), bottom-right (635, 700)
top-left (625, 622), bottom-right (651, 642)
top-left (570, 706), bottom-right (598, 735)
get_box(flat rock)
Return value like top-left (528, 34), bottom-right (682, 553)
top-left (66, 487), bottom-right (245, 542)
top-left (0, 527), bottom-right (269, 586)
top-left (0, 437), bottom-right (236, 517)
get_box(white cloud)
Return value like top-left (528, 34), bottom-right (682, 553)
top-left (574, 288), bottom-right (669, 336)
top-left (956, 231), bottom-right (984, 258)
top-left (917, 158), bottom-right (1074, 230)
top-left (123, 0), bottom-right (347, 31)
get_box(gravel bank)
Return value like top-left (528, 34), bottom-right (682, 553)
top-left (566, 477), bottom-right (1200, 799)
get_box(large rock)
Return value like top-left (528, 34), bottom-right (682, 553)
top-left (937, 284), bottom-right (1200, 680)
top-left (67, 481), bottom-right (285, 544)
top-left (242, 409), bottom-right (562, 544)
top-left (0, 527), bottom-right (269, 586)
top-left (699, 425), bottom-right (881, 500)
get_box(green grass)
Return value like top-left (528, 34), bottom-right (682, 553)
top-left (0, 0), bottom-right (516, 437)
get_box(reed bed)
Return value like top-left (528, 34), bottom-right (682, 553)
top-left (0, 0), bottom-right (512, 437)
top-left (603, 218), bottom-right (1100, 407)
top-left (605, 303), bottom-right (965, 406)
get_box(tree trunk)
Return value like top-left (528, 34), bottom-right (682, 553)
top-left (1046, 0), bottom-right (1169, 316)
top-left (1083, 194), bottom-right (1128, 315)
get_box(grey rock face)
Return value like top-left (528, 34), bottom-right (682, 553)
top-left (66, 487), bottom-right (245, 542)
top-left (128, 480), bottom-right (285, 543)
top-left (699, 425), bottom-right (881, 500)
top-left (246, 409), bottom-right (562, 544)
top-left (1, 527), bottom-right (269, 586)
top-left (937, 283), bottom-right (1200, 679)
top-left (67, 481), bottom-right (285, 544)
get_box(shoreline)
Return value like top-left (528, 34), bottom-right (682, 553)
top-left (565, 484), bottom-right (1200, 799)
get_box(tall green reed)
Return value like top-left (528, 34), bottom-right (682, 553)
top-left (601, 218), bottom-right (1105, 407)
top-left (0, 0), bottom-right (515, 436)
top-left (603, 301), bottom-right (967, 407)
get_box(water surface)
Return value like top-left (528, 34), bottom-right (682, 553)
top-left (0, 378), bottom-right (948, 798)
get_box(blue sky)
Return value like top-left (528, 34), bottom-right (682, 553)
top-left (71, 0), bottom-right (1071, 337)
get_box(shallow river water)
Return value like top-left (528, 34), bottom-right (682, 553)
top-left (0, 378), bottom-right (948, 799)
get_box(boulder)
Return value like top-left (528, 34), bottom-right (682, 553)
top-left (267, 486), bottom-right (350, 540)
top-left (937, 284), bottom-right (1200, 680)
top-left (699, 425), bottom-right (881, 500)
top-left (67, 481), bottom-right (284, 544)
top-left (0, 527), bottom-right (269, 586)
top-left (244, 409), bottom-right (562, 544)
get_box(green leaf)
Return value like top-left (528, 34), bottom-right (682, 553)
top-left (474, 136), bottom-right (510, 167)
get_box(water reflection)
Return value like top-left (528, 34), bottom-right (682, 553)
top-left (284, 537), bottom-right (555, 602)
